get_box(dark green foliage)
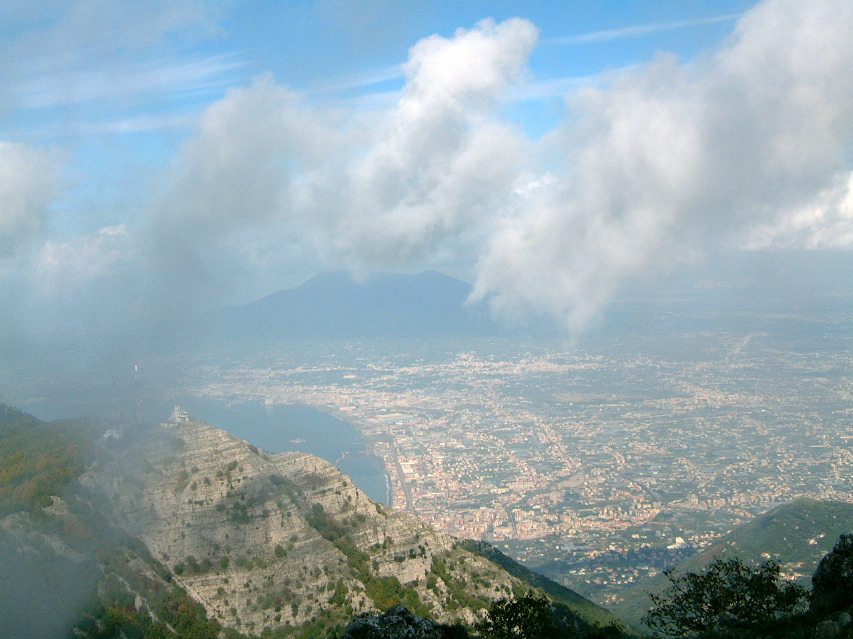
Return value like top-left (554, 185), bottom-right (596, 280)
top-left (362, 576), bottom-right (430, 617)
top-left (339, 604), bottom-right (471, 639)
top-left (304, 503), bottom-right (369, 542)
top-left (0, 403), bottom-right (40, 429)
top-left (459, 539), bottom-right (625, 633)
top-left (175, 555), bottom-right (218, 576)
top-left (306, 503), bottom-right (347, 538)
top-left (643, 558), bottom-right (809, 637)
top-left (175, 469), bottom-right (191, 493)
top-left (474, 592), bottom-right (631, 639)
top-left (365, 576), bottom-right (406, 609)
top-left (230, 503), bottom-right (252, 523)
top-left (331, 579), bottom-right (349, 607)
top-left (429, 557), bottom-right (491, 612)
top-left (611, 499), bottom-right (853, 629)
top-left (304, 502), bottom-right (371, 582)
top-left (337, 535), bottom-right (371, 581)
top-left (475, 592), bottom-right (559, 639)
top-left (269, 474), bottom-right (302, 504)
top-left (304, 472), bottom-right (328, 490)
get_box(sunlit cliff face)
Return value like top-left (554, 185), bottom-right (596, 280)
top-left (5, 410), bottom-right (603, 637)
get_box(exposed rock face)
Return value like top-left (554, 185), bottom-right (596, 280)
top-left (811, 533), bottom-right (853, 616)
top-left (81, 419), bottom-right (529, 635)
top-left (341, 605), bottom-right (465, 639)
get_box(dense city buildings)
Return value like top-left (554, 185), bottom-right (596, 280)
top-left (174, 326), bottom-right (851, 601)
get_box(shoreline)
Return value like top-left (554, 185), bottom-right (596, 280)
top-left (316, 405), bottom-right (396, 508)
top-left (178, 397), bottom-right (394, 506)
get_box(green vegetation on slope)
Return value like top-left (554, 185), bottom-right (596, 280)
top-left (670, 498), bottom-right (853, 572)
top-left (0, 404), bottom-right (100, 515)
top-left (643, 558), bottom-right (808, 637)
top-left (0, 404), bottom-right (235, 639)
top-left (610, 498), bottom-right (853, 629)
top-left (459, 539), bottom-right (629, 633)
top-left (0, 402), bottom-right (625, 638)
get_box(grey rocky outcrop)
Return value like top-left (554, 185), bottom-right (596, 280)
top-left (340, 605), bottom-right (465, 639)
top-left (811, 533), bottom-right (853, 616)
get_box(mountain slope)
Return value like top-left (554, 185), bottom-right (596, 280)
top-left (84, 416), bottom-right (463, 632)
top-left (610, 498), bottom-right (853, 629)
top-left (90, 415), bottom-right (623, 634)
top-left (460, 539), bottom-right (626, 631)
top-left (202, 270), bottom-right (508, 343)
top-left (0, 404), bottom-right (96, 516)
top-left (0, 405), bottom-right (223, 639)
top-left (0, 402), bottom-right (618, 637)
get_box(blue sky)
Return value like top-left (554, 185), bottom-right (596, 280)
top-left (1, 0), bottom-right (851, 339)
top-left (8, 2), bottom-right (751, 177)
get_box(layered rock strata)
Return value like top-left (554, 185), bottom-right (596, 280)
top-left (82, 418), bottom-right (524, 634)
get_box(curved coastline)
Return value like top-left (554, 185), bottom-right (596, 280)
top-left (178, 398), bottom-right (391, 505)
top-left (319, 407), bottom-right (395, 508)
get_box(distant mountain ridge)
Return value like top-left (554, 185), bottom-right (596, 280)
top-left (204, 270), bottom-right (509, 343)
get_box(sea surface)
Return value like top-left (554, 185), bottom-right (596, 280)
top-left (175, 398), bottom-right (389, 505)
top-left (19, 388), bottom-right (389, 504)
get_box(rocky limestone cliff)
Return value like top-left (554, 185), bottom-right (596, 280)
top-left (81, 418), bottom-right (539, 635)
top-left (340, 604), bottom-right (467, 639)
top-left (811, 533), bottom-right (853, 617)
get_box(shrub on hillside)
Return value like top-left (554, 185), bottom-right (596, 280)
top-left (643, 557), bottom-right (808, 637)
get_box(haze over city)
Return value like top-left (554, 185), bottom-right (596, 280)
top-left (1, 3), bottom-right (853, 637)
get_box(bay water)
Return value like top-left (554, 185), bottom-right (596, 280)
top-left (176, 398), bottom-right (389, 505)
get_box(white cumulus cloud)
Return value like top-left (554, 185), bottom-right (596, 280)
top-left (471, 0), bottom-right (853, 333)
top-left (140, 18), bottom-right (539, 309)
top-left (5, 2), bottom-right (853, 340)
top-left (0, 142), bottom-right (64, 258)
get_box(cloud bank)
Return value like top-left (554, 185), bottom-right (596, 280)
top-left (471, 0), bottom-right (853, 331)
top-left (0, 142), bottom-right (64, 258)
top-left (2, 0), bottom-right (852, 342)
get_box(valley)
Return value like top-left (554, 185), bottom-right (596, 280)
top-left (125, 321), bottom-right (852, 611)
top-left (3, 271), bottom-right (851, 636)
